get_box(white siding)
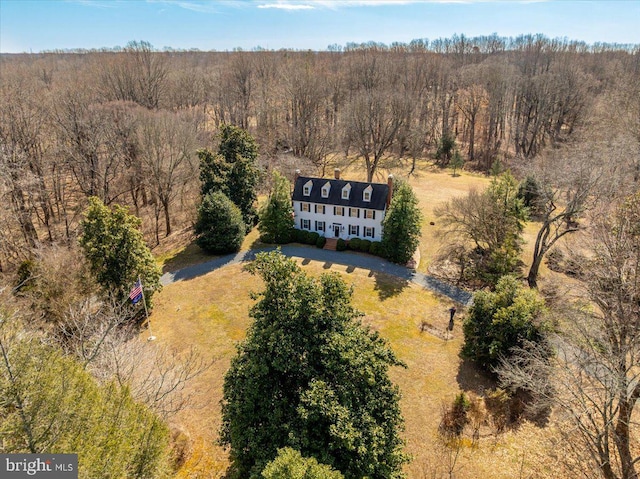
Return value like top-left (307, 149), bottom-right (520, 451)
top-left (293, 201), bottom-right (384, 241)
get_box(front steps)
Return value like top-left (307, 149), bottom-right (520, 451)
top-left (324, 238), bottom-right (338, 251)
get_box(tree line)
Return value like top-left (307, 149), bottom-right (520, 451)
top-left (1, 36), bottom-right (638, 270)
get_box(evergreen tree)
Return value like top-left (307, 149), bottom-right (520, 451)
top-left (262, 448), bottom-right (344, 479)
top-left (221, 251), bottom-right (407, 479)
top-left (0, 329), bottom-right (170, 477)
top-left (195, 191), bottom-right (245, 254)
top-left (218, 123), bottom-right (259, 165)
top-left (461, 275), bottom-right (547, 372)
top-left (79, 197), bottom-right (161, 305)
top-left (258, 171), bottom-right (295, 244)
top-left (382, 181), bottom-right (423, 265)
top-left (199, 124), bottom-right (261, 230)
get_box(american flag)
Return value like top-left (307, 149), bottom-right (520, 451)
top-left (129, 280), bottom-right (143, 305)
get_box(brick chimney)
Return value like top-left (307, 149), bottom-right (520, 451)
top-left (386, 174), bottom-right (394, 208)
top-left (294, 169), bottom-right (301, 182)
top-left (334, 168), bottom-right (340, 180)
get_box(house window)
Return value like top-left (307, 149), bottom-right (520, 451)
top-left (365, 210), bottom-right (376, 220)
top-left (363, 185), bottom-right (373, 202)
top-left (315, 221), bottom-right (325, 232)
top-left (334, 206), bottom-right (344, 216)
top-left (315, 204), bottom-right (325, 214)
top-left (303, 180), bottom-right (313, 196)
top-left (301, 219), bottom-right (311, 230)
top-left (321, 181), bottom-right (331, 198)
top-left (349, 208), bottom-right (360, 218)
top-left (349, 225), bottom-right (359, 236)
top-left (364, 227), bottom-right (375, 238)
top-left (342, 183), bottom-right (351, 199)
top-left (301, 203), bottom-right (310, 212)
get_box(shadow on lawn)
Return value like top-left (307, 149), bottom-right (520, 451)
top-left (161, 241), bottom-right (211, 274)
top-left (456, 358), bottom-right (497, 396)
top-left (372, 271), bottom-right (411, 301)
top-left (456, 358), bottom-right (552, 429)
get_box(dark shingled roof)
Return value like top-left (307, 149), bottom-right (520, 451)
top-left (292, 176), bottom-right (389, 211)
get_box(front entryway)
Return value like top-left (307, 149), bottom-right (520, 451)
top-left (333, 224), bottom-right (341, 238)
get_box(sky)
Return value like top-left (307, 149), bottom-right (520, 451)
top-left (1, 0), bottom-right (639, 53)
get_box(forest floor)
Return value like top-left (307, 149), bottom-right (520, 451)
top-left (148, 165), bottom-right (575, 478)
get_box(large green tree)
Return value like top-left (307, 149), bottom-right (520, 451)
top-left (79, 196), bottom-right (161, 305)
top-left (382, 180), bottom-right (423, 265)
top-left (0, 323), bottom-right (170, 477)
top-left (199, 124), bottom-right (261, 230)
top-left (461, 275), bottom-right (547, 372)
top-left (221, 251), bottom-right (407, 479)
top-left (194, 191), bottom-right (245, 254)
top-left (258, 171), bottom-right (295, 244)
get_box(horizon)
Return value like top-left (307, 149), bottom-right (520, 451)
top-left (1, 0), bottom-right (639, 54)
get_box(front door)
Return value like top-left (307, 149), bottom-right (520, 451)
top-left (333, 224), bottom-right (341, 238)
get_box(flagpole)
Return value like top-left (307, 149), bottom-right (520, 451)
top-left (139, 276), bottom-right (156, 341)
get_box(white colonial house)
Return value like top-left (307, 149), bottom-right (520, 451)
top-left (291, 169), bottom-right (393, 242)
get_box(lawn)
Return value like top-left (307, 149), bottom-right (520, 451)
top-left (148, 165), bottom-right (568, 478)
top-left (149, 259), bottom-right (556, 478)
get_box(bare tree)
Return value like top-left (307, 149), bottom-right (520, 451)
top-left (455, 78), bottom-right (488, 162)
top-left (345, 89), bottom-right (410, 181)
top-left (138, 109), bottom-right (199, 241)
top-left (100, 41), bottom-right (168, 109)
top-left (523, 142), bottom-right (605, 288)
top-left (500, 193), bottom-right (640, 479)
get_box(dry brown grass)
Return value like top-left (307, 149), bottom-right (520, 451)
top-left (148, 258), bottom-right (558, 479)
top-left (148, 164), bottom-right (583, 478)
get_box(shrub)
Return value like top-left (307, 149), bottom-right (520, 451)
top-left (369, 241), bottom-right (384, 257)
top-left (308, 232), bottom-right (320, 246)
top-left (336, 238), bottom-right (347, 251)
top-left (348, 238), bottom-right (372, 253)
top-left (461, 275), bottom-right (548, 372)
top-left (290, 229), bottom-right (303, 243)
top-left (439, 393), bottom-right (471, 438)
top-left (195, 191), bottom-right (245, 254)
top-left (315, 236), bottom-right (326, 249)
top-left (262, 448), bottom-right (344, 479)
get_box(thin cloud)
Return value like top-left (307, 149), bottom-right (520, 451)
top-left (146, 0), bottom-right (243, 14)
top-left (258, 3), bottom-right (315, 10)
top-left (67, 0), bottom-right (120, 8)
top-left (255, 0), bottom-right (549, 9)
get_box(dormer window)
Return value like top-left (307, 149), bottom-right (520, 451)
top-left (363, 185), bottom-right (373, 202)
top-left (342, 183), bottom-right (351, 200)
top-left (303, 180), bottom-right (313, 196)
top-left (321, 181), bottom-right (331, 198)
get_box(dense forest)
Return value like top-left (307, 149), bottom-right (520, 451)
top-left (1, 35), bottom-right (638, 270)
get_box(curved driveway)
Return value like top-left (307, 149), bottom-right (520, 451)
top-left (160, 246), bottom-right (473, 306)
